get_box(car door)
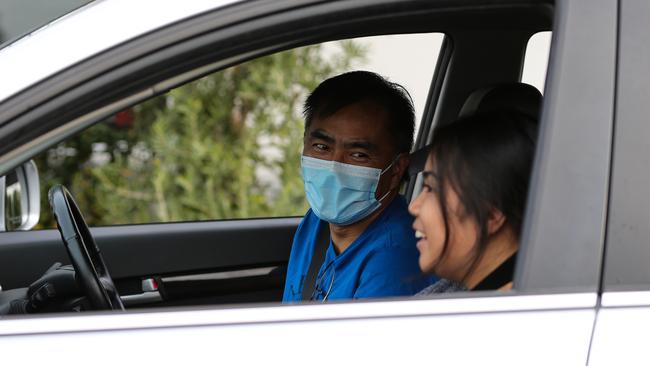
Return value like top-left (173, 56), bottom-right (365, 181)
top-left (588, 0), bottom-right (650, 364)
top-left (0, 0), bottom-right (615, 364)
top-left (0, 2), bottom-right (446, 309)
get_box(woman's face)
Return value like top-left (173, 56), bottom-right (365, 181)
top-left (408, 155), bottom-right (479, 281)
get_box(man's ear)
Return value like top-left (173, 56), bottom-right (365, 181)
top-left (389, 154), bottom-right (410, 190)
top-left (487, 208), bottom-right (507, 235)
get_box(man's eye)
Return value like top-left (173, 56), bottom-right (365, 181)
top-left (314, 143), bottom-right (328, 151)
top-left (351, 152), bottom-right (369, 159)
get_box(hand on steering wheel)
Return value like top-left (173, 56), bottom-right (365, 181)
top-left (48, 185), bottom-right (124, 310)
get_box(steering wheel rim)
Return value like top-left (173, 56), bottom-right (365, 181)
top-left (48, 185), bottom-right (124, 311)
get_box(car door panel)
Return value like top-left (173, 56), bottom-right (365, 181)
top-left (0, 217), bottom-right (299, 305)
top-left (589, 300), bottom-right (650, 365)
top-left (590, 1), bottom-right (650, 363)
top-left (0, 293), bottom-right (597, 365)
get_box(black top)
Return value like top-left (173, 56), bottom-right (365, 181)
top-left (473, 253), bottom-right (517, 291)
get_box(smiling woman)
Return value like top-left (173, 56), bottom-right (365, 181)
top-left (410, 110), bottom-right (538, 293)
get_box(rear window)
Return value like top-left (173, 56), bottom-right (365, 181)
top-left (521, 31), bottom-right (552, 93)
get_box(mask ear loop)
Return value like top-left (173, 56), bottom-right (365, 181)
top-left (377, 154), bottom-right (403, 203)
top-left (380, 153), bottom-right (401, 175)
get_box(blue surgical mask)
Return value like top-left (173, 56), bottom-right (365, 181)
top-left (300, 155), bottom-right (398, 225)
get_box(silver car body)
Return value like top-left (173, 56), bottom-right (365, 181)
top-left (0, 0), bottom-right (644, 364)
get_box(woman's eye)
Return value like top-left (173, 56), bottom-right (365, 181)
top-left (422, 183), bottom-right (438, 193)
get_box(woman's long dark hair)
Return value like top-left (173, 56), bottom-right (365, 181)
top-left (429, 110), bottom-right (538, 280)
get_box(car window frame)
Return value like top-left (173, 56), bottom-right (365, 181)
top-left (514, 0), bottom-right (617, 294)
top-left (0, 0), bottom-right (612, 300)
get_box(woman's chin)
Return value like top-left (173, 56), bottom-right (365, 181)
top-left (418, 256), bottom-right (437, 274)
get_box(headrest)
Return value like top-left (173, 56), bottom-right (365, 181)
top-left (408, 83), bottom-right (542, 177)
top-left (458, 82), bottom-right (542, 120)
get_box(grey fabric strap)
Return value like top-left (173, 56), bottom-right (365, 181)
top-left (302, 220), bottom-right (330, 301)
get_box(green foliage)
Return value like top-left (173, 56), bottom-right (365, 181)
top-left (34, 41), bottom-right (366, 228)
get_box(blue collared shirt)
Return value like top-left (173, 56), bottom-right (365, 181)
top-left (283, 195), bottom-right (437, 302)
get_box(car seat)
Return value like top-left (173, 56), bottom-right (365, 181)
top-left (408, 82), bottom-right (542, 179)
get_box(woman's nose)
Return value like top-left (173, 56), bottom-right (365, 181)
top-left (408, 192), bottom-right (423, 216)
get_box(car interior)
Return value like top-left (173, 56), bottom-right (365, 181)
top-left (0, 0), bottom-right (553, 315)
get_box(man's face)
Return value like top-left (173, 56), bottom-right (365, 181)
top-left (303, 100), bottom-right (403, 197)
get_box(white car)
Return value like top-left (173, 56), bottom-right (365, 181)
top-left (0, 0), bottom-right (646, 364)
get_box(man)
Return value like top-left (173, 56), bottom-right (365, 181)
top-left (283, 71), bottom-right (436, 302)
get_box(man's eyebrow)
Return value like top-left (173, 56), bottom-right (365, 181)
top-left (343, 140), bottom-right (379, 152)
top-left (309, 129), bottom-right (335, 143)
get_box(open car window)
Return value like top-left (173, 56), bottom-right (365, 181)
top-left (31, 33), bottom-right (443, 228)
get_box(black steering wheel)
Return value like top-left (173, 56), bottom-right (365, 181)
top-left (48, 185), bottom-right (124, 311)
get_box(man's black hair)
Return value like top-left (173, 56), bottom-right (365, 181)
top-left (303, 71), bottom-right (415, 154)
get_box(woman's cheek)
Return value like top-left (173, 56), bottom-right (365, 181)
top-left (418, 231), bottom-right (444, 273)
top-left (416, 192), bottom-right (446, 273)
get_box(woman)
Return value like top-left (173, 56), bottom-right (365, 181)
top-left (409, 110), bottom-right (537, 294)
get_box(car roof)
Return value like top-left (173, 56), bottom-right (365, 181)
top-left (0, 0), bottom-right (240, 103)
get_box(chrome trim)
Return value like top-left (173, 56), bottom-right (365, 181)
top-left (601, 291), bottom-right (650, 307)
top-left (121, 292), bottom-right (163, 307)
top-left (0, 160), bottom-right (41, 230)
top-left (163, 266), bottom-right (278, 282)
top-left (0, 90), bottom-right (152, 176)
top-left (14, 165), bottom-right (29, 228)
top-left (142, 278), bottom-right (158, 293)
top-left (0, 292), bottom-right (597, 336)
top-left (16, 160), bottom-right (39, 230)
